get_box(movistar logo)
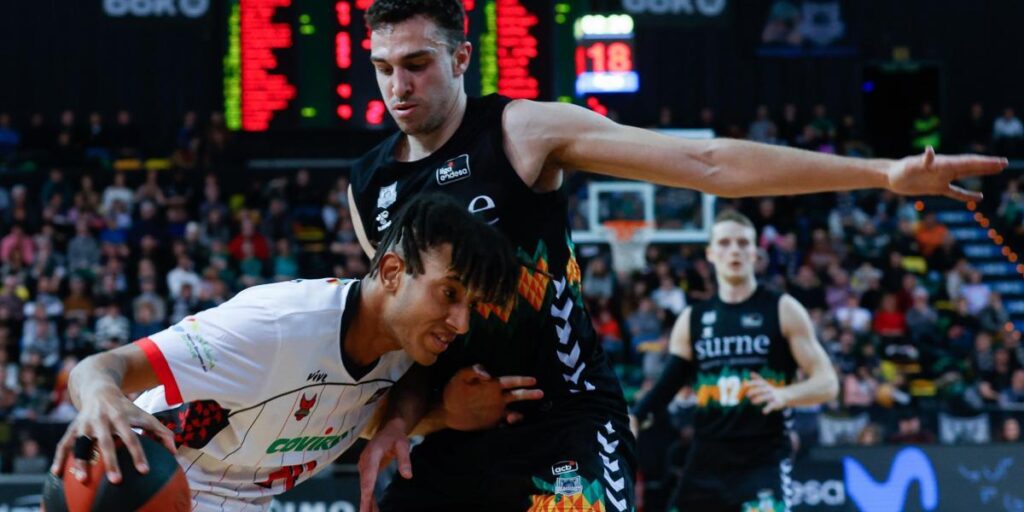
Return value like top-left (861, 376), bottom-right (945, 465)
top-left (844, 447), bottom-right (938, 512)
top-left (266, 427), bottom-right (354, 454)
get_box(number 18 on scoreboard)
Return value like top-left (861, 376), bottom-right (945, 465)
top-left (574, 14), bottom-right (639, 95)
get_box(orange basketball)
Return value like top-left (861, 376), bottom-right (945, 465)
top-left (42, 434), bottom-right (190, 512)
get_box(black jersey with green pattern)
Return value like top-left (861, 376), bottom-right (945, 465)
top-left (349, 94), bottom-right (625, 419)
top-left (687, 286), bottom-right (797, 447)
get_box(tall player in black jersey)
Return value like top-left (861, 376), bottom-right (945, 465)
top-left (349, 1), bottom-right (1004, 511)
top-left (631, 211), bottom-right (838, 512)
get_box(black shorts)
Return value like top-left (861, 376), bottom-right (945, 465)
top-left (379, 414), bottom-right (637, 512)
top-left (669, 457), bottom-right (792, 512)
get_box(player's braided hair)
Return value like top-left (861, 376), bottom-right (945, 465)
top-left (370, 193), bottom-right (519, 307)
top-left (366, 0), bottom-right (467, 50)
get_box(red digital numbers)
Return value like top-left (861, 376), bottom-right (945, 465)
top-left (496, 0), bottom-right (540, 99)
top-left (366, 100), bottom-right (386, 125)
top-left (577, 42), bottom-right (633, 74)
top-left (239, 0), bottom-right (297, 132)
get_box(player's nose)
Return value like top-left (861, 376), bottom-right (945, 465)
top-left (447, 302), bottom-right (470, 335)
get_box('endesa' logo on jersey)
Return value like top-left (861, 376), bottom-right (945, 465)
top-left (436, 154), bottom-right (471, 185)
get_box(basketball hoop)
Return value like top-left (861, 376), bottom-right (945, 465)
top-left (601, 220), bottom-right (652, 275)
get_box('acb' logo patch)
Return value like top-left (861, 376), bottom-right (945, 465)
top-left (436, 154), bottom-right (471, 185)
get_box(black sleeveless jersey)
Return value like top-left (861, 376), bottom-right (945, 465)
top-left (349, 95), bottom-right (625, 419)
top-left (687, 286), bottom-right (797, 460)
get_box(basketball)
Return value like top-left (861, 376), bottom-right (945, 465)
top-left (42, 434), bottom-right (190, 512)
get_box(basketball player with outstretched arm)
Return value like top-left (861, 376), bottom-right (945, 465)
top-left (350, 2), bottom-right (1004, 511)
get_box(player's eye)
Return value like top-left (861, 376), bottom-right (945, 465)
top-left (375, 65), bottom-right (393, 76)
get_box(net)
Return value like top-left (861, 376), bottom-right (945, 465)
top-left (601, 220), bottom-right (651, 275)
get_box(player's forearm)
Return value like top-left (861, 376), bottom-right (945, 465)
top-left (69, 352), bottom-right (128, 410)
top-left (780, 369), bottom-right (839, 408)
top-left (380, 366), bottom-right (434, 436)
top-left (695, 139), bottom-right (890, 198)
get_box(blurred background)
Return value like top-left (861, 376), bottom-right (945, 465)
top-left (2, 1), bottom-right (1024, 510)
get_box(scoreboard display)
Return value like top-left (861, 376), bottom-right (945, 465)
top-left (223, 0), bottom-right (584, 132)
top-left (574, 14), bottom-right (638, 95)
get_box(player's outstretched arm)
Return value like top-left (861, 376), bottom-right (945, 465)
top-left (505, 100), bottom-right (1007, 200)
top-left (748, 295), bottom-right (839, 414)
top-left (50, 344), bottom-right (176, 485)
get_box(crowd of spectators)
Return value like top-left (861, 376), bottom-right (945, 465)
top-left (0, 103), bottom-right (1021, 475)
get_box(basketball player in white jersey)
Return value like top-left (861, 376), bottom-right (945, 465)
top-left (49, 194), bottom-right (533, 511)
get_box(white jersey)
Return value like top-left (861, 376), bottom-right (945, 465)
top-left (134, 278), bottom-right (412, 511)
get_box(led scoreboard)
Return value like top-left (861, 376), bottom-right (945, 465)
top-left (224, 0), bottom-right (577, 132)
top-left (574, 14), bottom-right (638, 95)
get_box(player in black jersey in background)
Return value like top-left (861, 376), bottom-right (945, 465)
top-left (350, 1), bottom-right (1005, 511)
top-left (631, 211), bottom-right (838, 512)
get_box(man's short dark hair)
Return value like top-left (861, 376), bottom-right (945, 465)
top-left (366, 0), bottom-right (467, 49)
top-left (370, 193), bottom-right (518, 307)
top-left (713, 209), bottom-right (756, 230)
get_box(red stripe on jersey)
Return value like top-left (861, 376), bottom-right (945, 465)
top-left (135, 337), bottom-right (184, 406)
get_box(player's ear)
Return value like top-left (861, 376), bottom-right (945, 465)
top-left (452, 41), bottom-right (472, 77)
top-left (378, 252), bottom-right (405, 292)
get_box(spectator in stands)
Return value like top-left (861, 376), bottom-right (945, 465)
top-left (583, 258), bottom-right (615, 302)
top-left (914, 212), bottom-right (948, 259)
top-left (12, 437), bottom-right (49, 474)
top-left (979, 292), bottom-right (1010, 335)
top-left (20, 306), bottom-right (59, 367)
top-left (40, 169), bottom-right (73, 211)
top-left (696, 106), bottom-right (722, 135)
top-left (271, 238), bottom-right (298, 282)
top-left (856, 423), bottom-right (884, 446)
top-left (961, 269), bottom-right (992, 315)
top-left (1, 223), bottom-right (34, 266)
top-left (261, 196), bottom-right (292, 242)
top-left (101, 172), bottom-right (133, 216)
top-left (93, 302), bottom-right (129, 351)
top-left (962, 102), bottom-right (990, 154)
top-left (835, 294), bottom-right (872, 334)
top-left (998, 177), bottom-right (1024, 228)
top-left (61, 319), bottom-right (95, 360)
top-left (993, 107), bottom-right (1024, 156)
top-left (228, 214), bottom-right (269, 262)
top-left (810, 103), bottom-right (837, 140)
top-left (130, 301), bottom-right (162, 341)
top-left (627, 297), bottom-right (663, 353)
top-left (843, 365), bottom-right (878, 410)
top-left (747, 105), bottom-right (777, 144)
top-left (999, 369), bottom-right (1024, 410)
top-left (998, 417), bottom-right (1021, 442)
top-left (838, 114), bottom-right (872, 157)
top-left (888, 410), bottom-right (936, 444)
top-left (825, 267), bottom-right (854, 310)
top-left (852, 222), bottom-right (890, 267)
top-left (66, 218), bottom-right (99, 279)
top-left (237, 241), bottom-right (264, 288)
top-left (685, 258), bottom-right (716, 302)
top-left (24, 277), bottom-right (62, 319)
top-left (199, 207), bottom-right (231, 248)
top-left (777, 103), bottom-right (801, 145)
top-left (906, 289), bottom-right (939, 344)
top-left (11, 366), bottom-right (49, 420)
top-left (873, 293), bottom-right (907, 341)
top-left (166, 255), bottom-right (201, 300)
top-left (789, 265), bottom-right (827, 313)
top-left (134, 170), bottom-right (166, 208)
top-left (169, 281), bottom-right (197, 325)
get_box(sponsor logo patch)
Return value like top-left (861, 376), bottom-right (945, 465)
top-left (436, 154), bottom-right (471, 185)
